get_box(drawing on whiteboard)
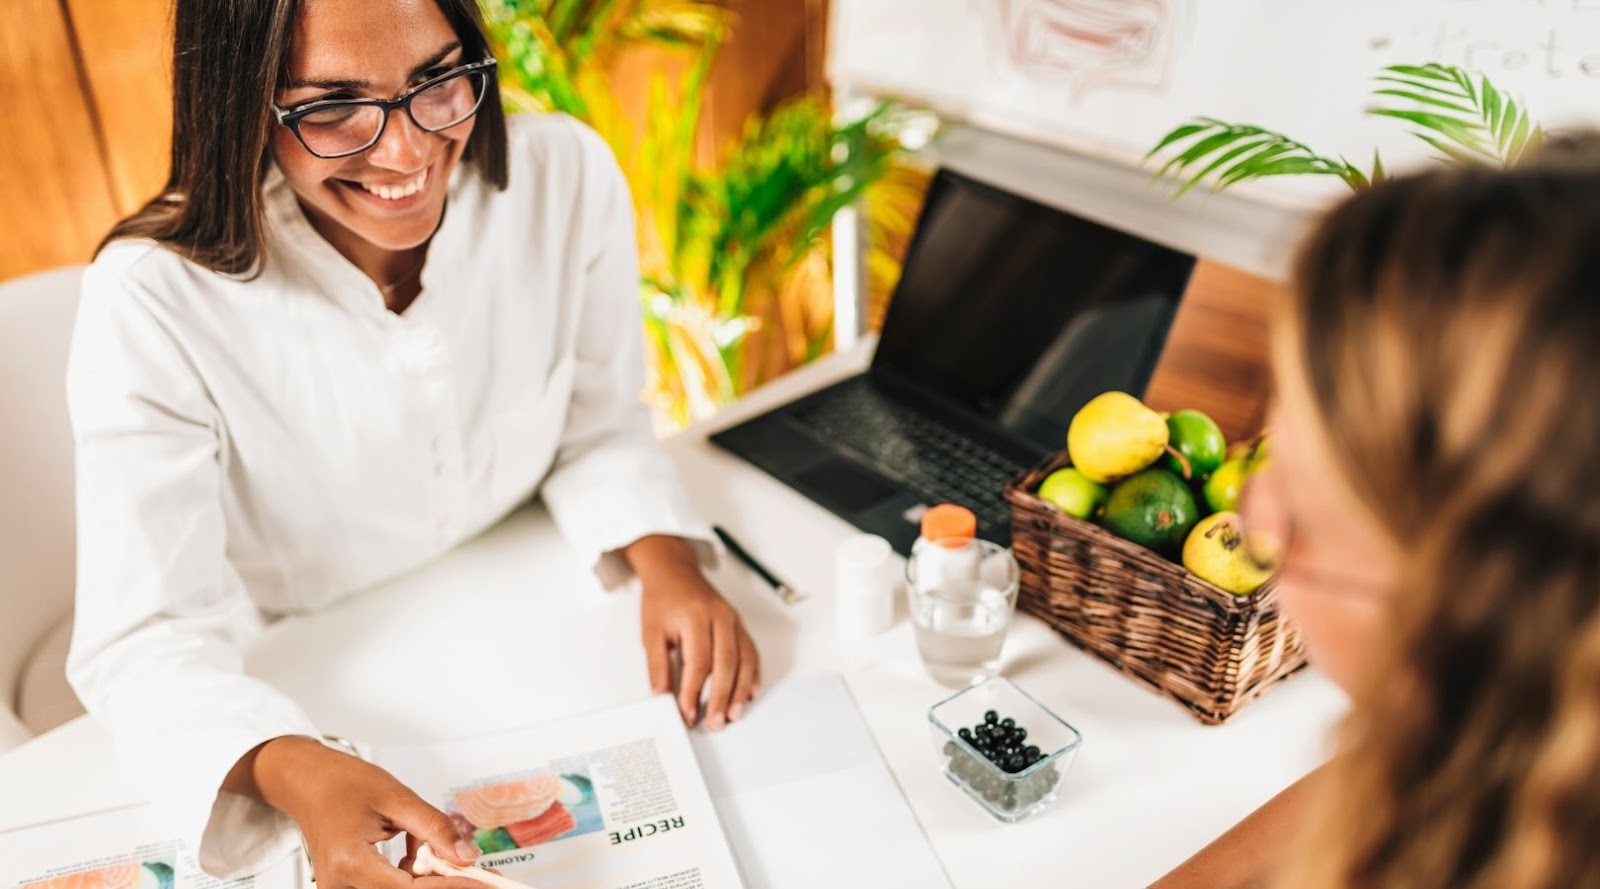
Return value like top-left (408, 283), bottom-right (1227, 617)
top-left (986, 0), bottom-right (1179, 94)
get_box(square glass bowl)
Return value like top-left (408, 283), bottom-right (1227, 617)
top-left (928, 676), bottom-right (1083, 823)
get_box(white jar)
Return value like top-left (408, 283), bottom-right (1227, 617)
top-left (834, 534), bottom-right (896, 637)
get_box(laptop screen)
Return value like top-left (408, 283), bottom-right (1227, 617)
top-left (871, 168), bottom-right (1196, 452)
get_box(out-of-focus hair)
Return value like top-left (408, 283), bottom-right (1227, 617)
top-left (1273, 135), bottom-right (1600, 889)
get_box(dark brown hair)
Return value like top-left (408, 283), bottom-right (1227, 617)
top-left (100, 0), bottom-right (508, 274)
top-left (1274, 138), bottom-right (1600, 888)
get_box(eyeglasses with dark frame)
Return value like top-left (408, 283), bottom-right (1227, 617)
top-left (273, 57), bottom-right (498, 159)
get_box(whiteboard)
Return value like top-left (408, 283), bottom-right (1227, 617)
top-left (831, 0), bottom-right (1600, 209)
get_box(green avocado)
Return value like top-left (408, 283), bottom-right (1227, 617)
top-left (1100, 468), bottom-right (1201, 557)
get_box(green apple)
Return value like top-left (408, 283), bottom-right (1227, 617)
top-left (1038, 467), bottom-right (1110, 519)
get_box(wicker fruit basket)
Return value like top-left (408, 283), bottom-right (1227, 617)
top-left (1003, 451), bottom-right (1307, 724)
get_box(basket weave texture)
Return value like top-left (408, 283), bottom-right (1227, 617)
top-left (1004, 451), bottom-right (1307, 724)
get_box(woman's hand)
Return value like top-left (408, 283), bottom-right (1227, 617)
top-left (626, 535), bottom-right (760, 729)
top-left (234, 736), bottom-right (486, 889)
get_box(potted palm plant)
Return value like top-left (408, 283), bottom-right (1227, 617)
top-left (1147, 63), bottom-right (1545, 197)
top-left (482, 0), bottom-right (934, 427)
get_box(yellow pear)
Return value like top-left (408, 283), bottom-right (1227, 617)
top-left (1066, 392), bottom-right (1169, 483)
top-left (1182, 511), bottom-right (1275, 595)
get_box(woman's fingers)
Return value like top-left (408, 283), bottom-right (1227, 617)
top-left (730, 632), bottom-right (760, 722)
top-left (702, 616), bottom-right (742, 729)
top-left (676, 619), bottom-right (713, 726)
top-left (643, 627), bottom-right (673, 696)
top-left (385, 788), bottom-right (480, 867)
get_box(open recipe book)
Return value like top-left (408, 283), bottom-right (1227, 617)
top-left (0, 695), bottom-right (743, 889)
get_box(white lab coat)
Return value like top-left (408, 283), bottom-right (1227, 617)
top-left (65, 113), bottom-right (712, 878)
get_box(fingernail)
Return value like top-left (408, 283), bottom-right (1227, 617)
top-left (683, 705), bottom-right (698, 726)
top-left (729, 701), bottom-right (746, 722)
top-left (707, 712), bottom-right (726, 730)
top-left (456, 840), bottom-right (480, 862)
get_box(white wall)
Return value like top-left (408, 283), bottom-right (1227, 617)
top-left (833, 0), bottom-right (1600, 209)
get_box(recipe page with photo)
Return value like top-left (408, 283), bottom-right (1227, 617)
top-left (376, 694), bottom-right (744, 889)
top-left (0, 806), bottom-right (302, 889)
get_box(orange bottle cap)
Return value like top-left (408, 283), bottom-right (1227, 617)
top-left (920, 504), bottom-right (977, 544)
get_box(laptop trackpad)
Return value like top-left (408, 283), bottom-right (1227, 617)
top-left (794, 459), bottom-right (899, 513)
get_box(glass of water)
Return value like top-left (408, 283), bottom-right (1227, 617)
top-left (905, 539), bottom-right (1020, 687)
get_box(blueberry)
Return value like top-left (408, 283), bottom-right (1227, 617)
top-left (1013, 727), bottom-right (1028, 744)
top-left (984, 710), bottom-right (999, 725)
top-left (999, 717), bottom-right (1015, 731)
top-left (1023, 745), bottom-right (1041, 760)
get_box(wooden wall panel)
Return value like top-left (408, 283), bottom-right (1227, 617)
top-left (64, 0), bottom-right (173, 214)
top-left (0, 0), bottom-right (118, 281)
top-left (1144, 259), bottom-right (1279, 445)
top-left (704, 0), bottom-right (820, 141)
top-left (607, 0), bottom-right (825, 168)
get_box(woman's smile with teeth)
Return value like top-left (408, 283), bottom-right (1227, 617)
top-left (355, 168), bottom-right (428, 200)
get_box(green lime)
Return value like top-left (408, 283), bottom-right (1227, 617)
top-left (1162, 409), bottom-right (1226, 481)
top-left (1100, 468), bottom-right (1200, 557)
top-left (1203, 457), bottom-right (1250, 513)
top-left (1038, 467), bottom-right (1109, 519)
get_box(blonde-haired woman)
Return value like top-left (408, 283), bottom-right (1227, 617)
top-left (1155, 138), bottom-right (1600, 888)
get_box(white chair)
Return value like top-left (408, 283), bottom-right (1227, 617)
top-left (0, 265), bottom-right (85, 752)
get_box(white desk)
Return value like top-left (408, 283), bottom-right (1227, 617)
top-left (0, 341), bottom-right (1346, 888)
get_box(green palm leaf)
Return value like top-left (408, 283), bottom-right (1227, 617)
top-left (1370, 62), bottom-right (1544, 165)
top-left (1146, 118), bottom-right (1367, 195)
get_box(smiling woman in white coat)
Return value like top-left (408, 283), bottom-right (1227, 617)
top-left (64, 0), bottom-right (759, 885)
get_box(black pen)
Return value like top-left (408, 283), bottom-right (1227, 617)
top-left (713, 525), bottom-right (803, 604)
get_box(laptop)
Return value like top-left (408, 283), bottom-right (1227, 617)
top-left (711, 168), bottom-right (1197, 554)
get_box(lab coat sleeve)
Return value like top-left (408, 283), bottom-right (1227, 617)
top-left (538, 123), bottom-right (717, 589)
top-left (65, 260), bottom-right (320, 878)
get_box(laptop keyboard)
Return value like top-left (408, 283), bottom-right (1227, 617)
top-left (788, 383), bottom-right (1027, 530)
